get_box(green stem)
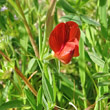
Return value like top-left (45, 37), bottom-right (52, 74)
top-left (41, 25), bottom-right (47, 60)
top-left (38, 18), bottom-right (42, 56)
top-left (79, 37), bottom-right (87, 108)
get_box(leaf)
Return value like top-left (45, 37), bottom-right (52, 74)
top-left (58, 0), bottom-right (76, 13)
top-left (79, 37), bottom-right (87, 108)
top-left (88, 52), bottom-right (105, 68)
top-left (0, 0), bottom-right (7, 4)
top-left (80, 0), bottom-right (89, 6)
top-left (26, 58), bottom-right (38, 74)
top-left (46, 0), bottom-right (56, 39)
top-left (81, 15), bottom-right (100, 26)
top-left (19, 24), bottom-right (29, 52)
top-left (0, 16), bottom-right (7, 30)
top-left (81, 30), bottom-right (86, 43)
top-left (52, 73), bottom-right (57, 102)
top-left (42, 73), bottom-right (54, 103)
top-left (59, 73), bottom-right (73, 88)
top-left (99, 0), bottom-right (108, 39)
top-left (0, 100), bottom-right (25, 110)
top-left (59, 73), bottom-right (83, 98)
top-left (25, 89), bottom-right (37, 110)
top-left (0, 60), bottom-right (14, 79)
top-left (60, 15), bottom-right (82, 25)
top-left (61, 82), bottom-right (83, 100)
top-left (8, 0), bottom-right (22, 19)
top-left (60, 82), bottom-right (73, 99)
top-left (42, 95), bottom-right (48, 110)
top-left (92, 72), bottom-right (110, 78)
top-left (33, 0), bottom-right (39, 9)
top-left (37, 86), bottom-right (43, 110)
top-left (98, 81), bottom-right (110, 86)
top-left (79, 37), bottom-right (86, 86)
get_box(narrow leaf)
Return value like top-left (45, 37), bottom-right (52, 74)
top-left (42, 73), bottom-right (54, 103)
top-left (0, 100), bottom-right (25, 110)
top-left (58, 0), bottom-right (76, 13)
top-left (25, 89), bottom-right (37, 110)
top-left (81, 15), bottom-right (100, 26)
top-left (99, 0), bottom-right (108, 39)
top-left (88, 52), bottom-right (105, 68)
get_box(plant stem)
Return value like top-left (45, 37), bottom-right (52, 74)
top-left (46, 0), bottom-right (56, 38)
top-left (0, 50), bottom-right (37, 96)
top-left (79, 37), bottom-right (87, 108)
top-left (15, 0), bottom-right (39, 58)
top-left (15, 67), bottom-right (37, 96)
top-left (38, 18), bottom-right (42, 56)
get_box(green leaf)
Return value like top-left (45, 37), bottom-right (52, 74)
top-left (99, 0), bottom-right (108, 39)
top-left (26, 58), bottom-right (38, 74)
top-left (60, 15), bottom-right (82, 25)
top-left (0, 100), bottom-right (25, 110)
top-left (81, 15), bottom-right (100, 26)
top-left (88, 52), bottom-right (105, 68)
top-left (81, 30), bottom-right (86, 43)
top-left (52, 73), bottom-right (57, 102)
top-left (92, 72), bottom-right (110, 78)
top-left (0, 16), bottom-right (7, 30)
top-left (0, 0), bottom-right (7, 4)
top-left (79, 37), bottom-right (86, 86)
top-left (37, 86), bottom-right (43, 110)
top-left (58, 0), bottom-right (76, 13)
top-left (42, 73), bottom-right (54, 103)
top-left (8, 0), bottom-right (22, 19)
top-left (79, 37), bottom-right (87, 108)
top-left (59, 73), bottom-right (73, 88)
top-left (61, 82), bottom-right (83, 101)
top-left (46, 0), bottom-right (56, 40)
top-left (33, 0), bottom-right (39, 9)
top-left (42, 95), bottom-right (48, 110)
top-left (80, 0), bottom-right (89, 6)
top-left (60, 82), bottom-right (73, 99)
top-left (98, 81), bottom-right (110, 86)
top-left (25, 89), bottom-right (37, 110)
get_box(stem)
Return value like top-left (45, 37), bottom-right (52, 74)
top-left (15, 67), bottom-right (37, 96)
top-left (79, 37), bottom-right (87, 108)
top-left (46, 0), bottom-right (56, 38)
top-left (41, 25), bottom-right (47, 60)
top-left (0, 50), bottom-right (10, 61)
top-left (0, 50), bottom-right (37, 96)
top-left (15, 0), bottom-right (39, 58)
top-left (38, 18), bottom-right (42, 56)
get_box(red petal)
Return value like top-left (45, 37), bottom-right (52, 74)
top-left (73, 39), bottom-right (79, 57)
top-left (66, 21), bottom-right (80, 41)
top-left (49, 23), bottom-right (66, 53)
top-left (55, 42), bottom-right (75, 64)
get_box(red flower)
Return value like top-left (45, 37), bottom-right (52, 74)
top-left (49, 21), bottom-right (80, 64)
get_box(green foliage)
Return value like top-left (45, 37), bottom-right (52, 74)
top-left (0, 0), bottom-right (110, 110)
top-left (0, 100), bottom-right (26, 110)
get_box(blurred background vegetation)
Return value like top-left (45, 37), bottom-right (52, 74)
top-left (0, 0), bottom-right (110, 110)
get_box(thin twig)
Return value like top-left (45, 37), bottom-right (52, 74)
top-left (0, 50), bottom-right (37, 96)
top-left (0, 50), bottom-right (10, 61)
top-left (15, 67), bottom-right (37, 96)
top-left (28, 70), bottom-right (38, 81)
top-left (15, 0), bottom-right (39, 58)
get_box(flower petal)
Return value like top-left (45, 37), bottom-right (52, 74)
top-left (73, 39), bottom-right (79, 57)
top-left (49, 23), bottom-right (66, 53)
top-left (66, 21), bottom-right (80, 41)
top-left (55, 42), bottom-right (75, 64)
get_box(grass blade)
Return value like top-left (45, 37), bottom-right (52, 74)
top-left (79, 36), bottom-right (87, 108)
